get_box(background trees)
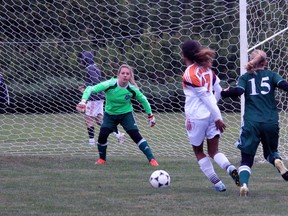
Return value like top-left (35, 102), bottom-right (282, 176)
top-left (0, 0), bottom-right (286, 113)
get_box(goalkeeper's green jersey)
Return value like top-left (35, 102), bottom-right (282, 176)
top-left (82, 78), bottom-right (152, 115)
top-left (237, 69), bottom-right (283, 123)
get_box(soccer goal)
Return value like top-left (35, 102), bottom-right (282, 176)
top-left (0, 0), bottom-right (287, 161)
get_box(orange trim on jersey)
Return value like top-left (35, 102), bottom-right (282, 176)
top-left (182, 64), bottom-right (214, 91)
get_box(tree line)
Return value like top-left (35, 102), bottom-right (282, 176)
top-left (0, 0), bottom-right (287, 113)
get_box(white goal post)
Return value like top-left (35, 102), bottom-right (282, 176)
top-left (0, 0), bottom-right (287, 161)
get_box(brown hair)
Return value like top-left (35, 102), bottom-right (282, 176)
top-left (182, 40), bottom-right (215, 68)
top-left (245, 49), bottom-right (268, 74)
top-left (117, 64), bottom-right (138, 88)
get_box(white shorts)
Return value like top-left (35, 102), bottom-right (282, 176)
top-left (186, 116), bottom-right (221, 146)
top-left (85, 100), bottom-right (104, 117)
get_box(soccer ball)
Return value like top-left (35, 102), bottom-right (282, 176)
top-left (149, 170), bottom-right (170, 188)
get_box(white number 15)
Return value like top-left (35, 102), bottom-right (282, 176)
top-left (248, 77), bottom-right (270, 95)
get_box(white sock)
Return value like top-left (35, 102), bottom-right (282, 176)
top-left (213, 152), bottom-right (231, 172)
top-left (198, 157), bottom-right (221, 185)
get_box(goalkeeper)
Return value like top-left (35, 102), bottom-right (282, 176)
top-left (78, 51), bottom-right (125, 146)
top-left (76, 64), bottom-right (158, 166)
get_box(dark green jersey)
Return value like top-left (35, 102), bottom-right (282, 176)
top-left (82, 78), bottom-right (152, 115)
top-left (237, 69), bottom-right (283, 122)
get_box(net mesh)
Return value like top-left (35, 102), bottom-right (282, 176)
top-left (0, 0), bottom-right (287, 161)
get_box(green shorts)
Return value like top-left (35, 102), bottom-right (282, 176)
top-left (101, 111), bottom-right (139, 132)
top-left (235, 120), bottom-right (279, 156)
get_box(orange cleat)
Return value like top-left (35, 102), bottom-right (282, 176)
top-left (95, 158), bottom-right (106, 164)
top-left (149, 159), bottom-right (159, 167)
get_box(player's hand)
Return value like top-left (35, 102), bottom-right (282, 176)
top-left (215, 119), bottom-right (226, 133)
top-left (76, 100), bottom-right (87, 113)
top-left (148, 114), bottom-right (156, 127)
top-left (185, 119), bottom-right (192, 131)
top-left (78, 85), bottom-right (85, 93)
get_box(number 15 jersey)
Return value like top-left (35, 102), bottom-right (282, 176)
top-left (237, 69), bottom-right (284, 123)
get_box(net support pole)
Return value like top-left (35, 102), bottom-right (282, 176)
top-left (239, 0), bottom-right (248, 122)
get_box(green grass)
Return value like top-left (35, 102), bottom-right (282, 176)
top-left (1, 155), bottom-right (288, 216)
top-left (1, 112), bottom-right (288, 215)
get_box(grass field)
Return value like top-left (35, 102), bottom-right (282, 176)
top-left (1, 112), bottom-right (288, 215)
top-left (1, 155), bottom-right (288, 216)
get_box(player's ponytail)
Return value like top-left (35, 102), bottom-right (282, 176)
top-left (182, 40), bottom-right (215, 68)
top-left (118, 64), bottom-right (139, 88)
top-left (245, 49), bottom-right (268, 74)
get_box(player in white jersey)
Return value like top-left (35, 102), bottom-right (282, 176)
top-left (181, 40), bottom-right (239, 192)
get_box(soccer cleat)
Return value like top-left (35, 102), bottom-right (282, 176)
top-left (149, 159), bottom-right (159, 167)
top-left (239, 183), bottom-right (249, 197)
top-left (228, 165), bottom-right (240, 186)
top-left (95, 158), bottom-right (106, 164)
top-left (274, 159), bottom-right (288, 181)
top-left (88, 138), bottom-right (95, 146)
top-left (115, 132), bottom-right (125, 145)
top-left (214, 182), bottom-right (226, 192)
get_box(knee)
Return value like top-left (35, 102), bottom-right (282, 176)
top-left (127, 129), bottom-right (142, 143)
top-left (98, 127), bottom-right (112, 144)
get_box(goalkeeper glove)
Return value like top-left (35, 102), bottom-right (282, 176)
top-left (76, 99), bottom-right (87, 113)
top-left (148, 114), bottom-right (156, 127)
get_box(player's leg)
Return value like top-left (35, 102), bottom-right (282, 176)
top-left (206, 118), bottom-right (240, 186)
top-left (238, 151), bottom-right (254, 196)
top-left (92, 100), bottom-right (125, 145)
top-left (97, 113), bottom-right (125, 144)
top-left (193, 144), bottom-right (226, 192)
top-left (187, 118), bottom-right (225, 191)
top-left (121, 112), bottom-right (158, 166)
top-left (85, 115), bottom-right (96, 145)
top-left (235, 120), bottom-right (260, 196)
top-left (206, 136), bottom-right (240, 187)
top-left (261, 122), bottom-right (288, 181)
top-left (113, 130), bottom-right (126, 145)
top-left (95, 112), bottom-right (116, 164)
top-left (85, 100), bottom-right (103, 146)
top-left (95, 113), bottom-right (103, 126)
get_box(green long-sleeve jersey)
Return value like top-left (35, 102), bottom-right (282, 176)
top-left (237, 69), bottom-right (283, 122)
top-left (82, 78), bottom-right (152, 115)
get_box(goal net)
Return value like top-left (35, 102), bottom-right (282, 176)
top-left (0, 0), bottom-right (287, 161)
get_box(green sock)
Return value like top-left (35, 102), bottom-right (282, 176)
top-left (239, 165), bottom-right (251, 186)
top-left (138, 140), bottom-right (154, 161)
top-left (97, 143), bottom-right (107, 160)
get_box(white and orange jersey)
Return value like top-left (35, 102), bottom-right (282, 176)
top-left (182, 64), bottom-right (222, 120)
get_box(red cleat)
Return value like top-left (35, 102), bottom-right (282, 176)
top-left (95, 158), bottom-right (106, 164)
top-left (149, 159), bottom-right (159, 167)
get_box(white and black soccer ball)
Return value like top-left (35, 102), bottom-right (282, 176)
top-left (149, 170), bottom-right (170, 188)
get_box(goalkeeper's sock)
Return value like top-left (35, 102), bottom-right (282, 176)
top-left (138, 139), bottom-right (154, 161)
top-left (87, 126), bottom-right (95, 139)
top-left (198, 157), bottom-right (221, 185)
top-left (238, 165), bottom-right (251, 186)
top-left (97, 142), bottom-right (108, 160)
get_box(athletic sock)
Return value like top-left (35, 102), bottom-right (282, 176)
top-left (97, 143), bottom-right (108, 160)
top-left (87, 126), bottom-right (95, 139)
top-left (138, 139), bottom-right (154, 161)
top-left (198, 157), bottom-right (221, 185)
top-left (213, 152), bottom-right (231, 172)
top-left (238, 165), bottom-right (251, 186)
